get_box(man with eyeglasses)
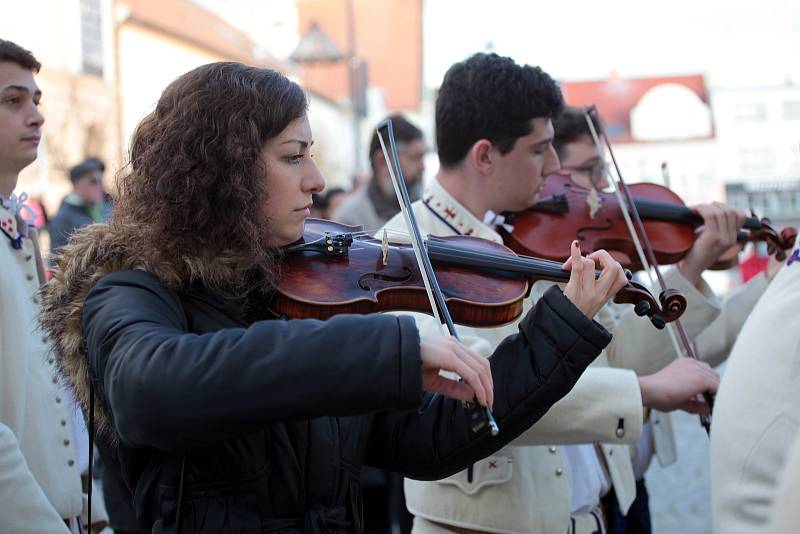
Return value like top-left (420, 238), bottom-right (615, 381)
top-left (553, 105), bottom-right (781, 533)
top-left (49, 157), bottom-right (109, 252)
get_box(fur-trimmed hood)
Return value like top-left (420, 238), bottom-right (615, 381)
top-left (41, 224), bottom-right (151, 438)
top-left (40, 223), bottom-right (258, 439)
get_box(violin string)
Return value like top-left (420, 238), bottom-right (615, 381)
top-left (315, 226), bottom-right (599, 278)
top-left (426, 239), bottom-right (573, 278)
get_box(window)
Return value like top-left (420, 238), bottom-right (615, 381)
top-left (783, 100), bottom-right (800, 120)
top-left (733, 103), bottom-right (767, 122)
top-left (80, 0), bottom-right (103, 76)
top-left (738, 147), bottom-right (775, 175)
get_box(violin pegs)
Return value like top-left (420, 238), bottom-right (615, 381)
top-left (634, 300), bottom-right (651, 317)
top-left (650, 314), bottom-right (666, 330)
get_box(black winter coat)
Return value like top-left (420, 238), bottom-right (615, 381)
top-left (79, 269), bottom-right (611, 533)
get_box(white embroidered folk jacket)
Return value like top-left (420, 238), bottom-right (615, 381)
top-left (0, 204), bottom-right (84, 523)
top-left (381, 179), bottom-right (721, 534)
top-left (711, 235), bottom-right (800, 534)
top-left (766, 431), bottom-right (800, 534)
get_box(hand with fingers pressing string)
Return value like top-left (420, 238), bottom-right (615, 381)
top-left (679, 202), bottom-right (747, 285)
top-left (561, 240), bottom-right (628, 319)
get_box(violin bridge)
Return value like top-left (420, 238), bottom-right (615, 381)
top-left (381, 229), bottom-right (389, 266)
top-left (587, 187), bottom-right (601, 219)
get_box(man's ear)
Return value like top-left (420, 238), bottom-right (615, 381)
top-left (468, 139), bottom-right (494, 175)
top-left (371, 150), bottom-right (389, 173)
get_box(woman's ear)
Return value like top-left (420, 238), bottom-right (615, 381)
top-left (468, 139), bottom-right (494, 175)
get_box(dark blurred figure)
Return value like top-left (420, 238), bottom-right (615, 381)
top-left (48, 157), bottom-right (110, 251)
top-left (322, 187), bottom-right (347, 219)
top-left (332, 115), bottom-right (426, 230)
top-left (310, 187), bottom-right (349, 221)
top-left (309, 192), bottom-right (326, 219)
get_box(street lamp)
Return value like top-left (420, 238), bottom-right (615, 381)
top-left (291, 12), bottom-right (367, 174)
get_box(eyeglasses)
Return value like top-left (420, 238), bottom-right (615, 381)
top-left (560, 160), bottom-right (609, 188)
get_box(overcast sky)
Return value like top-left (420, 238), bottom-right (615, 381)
top-left (423, 0), bottom-right (800, 88)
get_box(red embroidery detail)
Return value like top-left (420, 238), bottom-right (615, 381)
top-left (465, 229), bottom-right (474, 236)
top-left (488, 461), bottom-right (498, 469)
top-left (443, 208), bottom-right (457, 219)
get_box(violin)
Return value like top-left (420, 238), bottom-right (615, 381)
top-left (500, 173), bottom-right (797, 271)
top-left (271, 219), bottom-right (687, 329)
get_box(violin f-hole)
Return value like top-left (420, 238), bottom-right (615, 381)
top-left (357, 267), bottom-right (413, 291)
top-left (576, 219), bottom-right (614, 237)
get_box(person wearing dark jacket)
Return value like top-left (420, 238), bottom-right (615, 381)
top-left (48, 157), bottom-right (109, 251)
top-left (40, 62), bottom-right (627, 533)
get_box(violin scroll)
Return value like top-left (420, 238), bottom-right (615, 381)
top-left (753, 217), bottom-right (798, 261)
top-left (613, 281), bottom-right (687, 330)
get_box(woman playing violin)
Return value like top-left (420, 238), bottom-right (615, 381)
top-left (38, 62), bottom-right (631, 533)
top-left (381, 52), bottom-right (722, 534)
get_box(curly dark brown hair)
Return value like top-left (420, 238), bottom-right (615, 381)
top-left (111, 62), bottom-right (307, 298)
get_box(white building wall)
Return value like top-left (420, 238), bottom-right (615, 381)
top-left (1, 0), bottom-right (118, 212)
top-left (711, 85), bottom-right (800, 186)
top-left (611, 140), bottom-right (719, 206)
top-left (117, 24), bottom-right (230, 155)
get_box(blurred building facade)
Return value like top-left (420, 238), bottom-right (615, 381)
top-left (561, 75), bottom-right (719, 207)
top-left (559, 75), bottom-right (800, 290)
top-left (1, 0), bottom-right (121, 215)
top-left (2, 0), bottom-right (362, 210)
top-left (715, 83), bottom-right (800, 231)
top-left (294, 0), bottom-right (423, 176)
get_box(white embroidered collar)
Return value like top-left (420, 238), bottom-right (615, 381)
top-left (421, 178), bottom-right (503, 242)
top-left (0, 193), bottom-right (30, 250)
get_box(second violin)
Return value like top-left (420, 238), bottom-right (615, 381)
top-left (500, 173), bottom-right (797, 271)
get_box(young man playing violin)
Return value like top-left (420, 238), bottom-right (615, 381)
top-left (554, 106), bottom-right (784, 533)
top-left (38, 60), bottom-right (648, 534)
top-left (380, 53), bottom-right (725, 534)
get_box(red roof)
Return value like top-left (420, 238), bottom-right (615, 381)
top-left (561, 75), bottom-right (710, 143)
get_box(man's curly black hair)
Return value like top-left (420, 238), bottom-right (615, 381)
top-left (435, 52), bottom-right (564, 168)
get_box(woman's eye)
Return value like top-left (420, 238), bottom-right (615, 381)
top-left (287, 154), bottom-right (303, 164)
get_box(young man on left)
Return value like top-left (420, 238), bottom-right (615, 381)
top-left (0, 38), bottom-right (103, 533)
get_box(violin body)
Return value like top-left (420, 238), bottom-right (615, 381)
top-left (273, 219), bottom-right (687, 329)
top-left (274, 219), bottom-right (529, 327)
top-left (502, 173), bottom-right (796, 271)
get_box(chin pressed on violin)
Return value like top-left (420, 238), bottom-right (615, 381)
top-left (499, 173), bottom-right (798, 271)
top-left (270, 218), bottom-right (687, 329)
